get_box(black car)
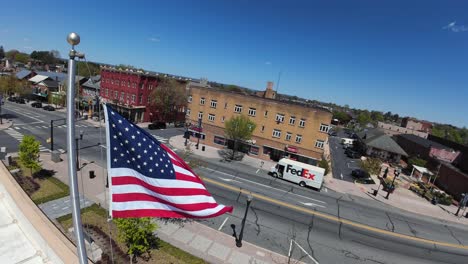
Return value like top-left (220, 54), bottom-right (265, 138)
top-left (148, 122), bottom-right (166, 130)
top-left (7, 96), bottom-right (16, 102)
top-left (43, 105), bottom-right (56, 111)
top-left (31, 102), bottom-right (43, 108)
top-left (16, 98), bottom-right (26, 104)
top-left (351, 169), bottom-right (370, 179)
top-left (346, 150), bottom-right (361, 159)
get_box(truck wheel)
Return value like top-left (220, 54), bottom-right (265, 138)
top-left (299, 181), bottom-right (306, 187)
top-left (273, 172), bottom-right (278, 178)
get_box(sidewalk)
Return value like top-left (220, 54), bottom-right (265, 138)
top-left (0, 119), bottom-right (13, 130)
top-left (38, 149), bottom-right (302, 263)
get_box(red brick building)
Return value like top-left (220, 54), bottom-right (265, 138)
top-left (99, 67), bottom-right (186, 123)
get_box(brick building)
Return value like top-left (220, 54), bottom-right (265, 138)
top-left (377, 121), bottom-right (428, 139)
top-left (401, 117), bottom-right (433, 133)
top-left (99, 67), bottom-right (185, 123)
top-left (186, 81), bottom-right (332, 164)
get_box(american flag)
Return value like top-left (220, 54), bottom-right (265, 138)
top-left (103, 104), bottom-right (233, 218)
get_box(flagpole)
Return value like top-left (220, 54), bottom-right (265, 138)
top-left (66, 32), bottom-right (88, 264)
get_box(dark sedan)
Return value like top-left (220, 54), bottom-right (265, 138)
top-left (352, 169), bottom-right (370, 179)
top-left (43, 105), bottom-right (56, 111)
top-left (31, 102), bottom-right (43, 108)
top-left (16, 98), bottom-right (26, 104)
top-left (148, 122), bottom-right (166, 130)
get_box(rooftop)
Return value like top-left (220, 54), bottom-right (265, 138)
top-left (398, 134), bottom-right (450, 150)
top-left (358, 129), bottom-right (408, 156)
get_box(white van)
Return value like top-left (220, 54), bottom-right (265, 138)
top-left (270, 158), bottom-right (325, 190)
top-left (341, 138), bottom-right (355, 146)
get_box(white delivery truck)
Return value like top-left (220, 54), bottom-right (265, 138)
top-left (270, 158), bottom-right (325, 190)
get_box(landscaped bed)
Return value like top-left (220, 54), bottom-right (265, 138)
top-left (8, 158), bottom-right (69, 204)
top-left (409, 182), bottom-right (453, 205)
top-left (57, 204), bottom-right (207, 264)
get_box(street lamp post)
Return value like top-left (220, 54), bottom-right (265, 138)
top-left (385, 168), bottom-right (400, 199)
top-left (455, 193), bottom-right (466, 216)
top-left (76, 130), bottom-right (83, 170)
top-left (374, 167), bottom-right (388, 196)
top-left (236, 194), bottom-right (253, 247)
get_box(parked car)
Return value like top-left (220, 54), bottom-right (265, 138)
top-left (7, 96), bottom-right (16, 102)
top-left (16, 98), bottom-right (26, 104)
top-left (43, 105), bottom-right (56, 111)
top-left (346, 150), bottom-right (361, 159)
top-left (351, 169), bottom-right (370, 179)
top-left (148, 122), bottom-right (166, 130)
top-left (31, 102), bottom-right (43, 108)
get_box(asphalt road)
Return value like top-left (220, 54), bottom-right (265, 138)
top-left (192, 158), bottom-right (468, 263)
top-left (2, 101), bottom-right (468, 263)
top-left (329, 130), bottom-right (361, 182)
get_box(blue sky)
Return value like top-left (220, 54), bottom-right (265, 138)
top-left (1, 0), bottom-right (467, 127)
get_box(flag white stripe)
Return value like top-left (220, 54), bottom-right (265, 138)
top-left (112, 184), bottom-right (217, 204)
top-left (173, 165), bottom-right (196, 178)
top-left (111, 168), bottom-right (204, 189)
top-left (113, 201), bottom-right (226, 217)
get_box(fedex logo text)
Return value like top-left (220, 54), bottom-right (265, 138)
top-left (286, 164), bottom-right (315, 180)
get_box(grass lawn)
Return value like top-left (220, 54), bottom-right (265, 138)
top-left (57, 205), bottom-right (207, 264)
top-left (13, 158), bottom-right (69, 204)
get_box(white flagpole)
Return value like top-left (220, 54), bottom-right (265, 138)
top-left (102, 103), bottom-right (113, 218)
top-left (66, 32), bottom-right (88, 264)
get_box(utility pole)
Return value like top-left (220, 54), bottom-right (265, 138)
top-left (65, 32), bottom-right (88, 264)
top-left (385, 168), bottom-right (400, 200)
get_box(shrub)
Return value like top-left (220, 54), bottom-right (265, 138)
top-left (12, 171), bottom-right (40, 195)
top-left (318, 159), bottom-right (329, 175)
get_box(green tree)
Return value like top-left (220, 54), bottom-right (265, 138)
top-left (357, 111), bottom-right (372, 126)
top-left (0, 46), bottom-right (5, 59)
top-left (148, 79), bottom-right (186, 123)
top-left (19, 135), bottom-right (41, 176)
top-left (332, 111), bottom-right (351, 123)
top-left (76, 61), bottom-right (100, 77)
top-left (5, 49), bottom-right (19, 60)
top-left (0, 75), bottom-right (28, 96)
top-left (30, 50), bottom-right (56, 64)
top-left (359, 157), bottom-right (382, 176)
top-left (318, 159), bottom-right (330, 175)
top-left (15, 53), bottom-right (30, 64)
top-left (370, 111), bottom-right (384, 122)
top-left (114, 218), bottom-right (157, 258)
top-left (225, 115), bottom-right (257, 160)
top-left (408, 157), bottom-right (427, 168)
top-left (225, 84), bottom-right (243, 93)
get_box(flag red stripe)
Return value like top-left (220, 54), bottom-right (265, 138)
top-left (112, 176), bottom-right (212, 196)
top-left (112, 206), bottom-right (233, 219)
top-left (112, 193), bottom-right (219, 211)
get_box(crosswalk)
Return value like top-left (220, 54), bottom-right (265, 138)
top-left (13, 124), bottom-right (91, 130)
top-left (152, 135), bottom-right (178, 152)
top-left (4, 128), bottom-right (50, 152)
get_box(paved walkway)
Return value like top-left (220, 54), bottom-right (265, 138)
top-left (39, 195), bottom-right (94, 219)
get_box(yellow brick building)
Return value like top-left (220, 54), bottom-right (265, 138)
top-left (186, 82), bottom-right (332, 164)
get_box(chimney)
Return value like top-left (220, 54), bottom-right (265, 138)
top-left (266, 81), bottom-right (274, 90)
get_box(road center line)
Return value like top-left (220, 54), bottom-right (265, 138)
top-left (202, 177), bottom-right (468, 250)
top-left (206, 168), bottom-right (327, 204)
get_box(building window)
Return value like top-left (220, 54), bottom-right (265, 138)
top-left (139, 95), bottom-right (143, 104)
top-left (285, 132), bottom-right (292, 141)
top-left (186, 108), bottom-right (191, 116)
top-left (299, 119), bottom-right (306, 128)
top-left (315, 140), bottom-right (324, 149)
top-left (249, 146), bottom-right (259, 156)
top-left (120, 92), bottom-right (124, 101)
top-left (147, 97), bottom-right (151, 104)
top-left (319, 124), bottom-right (330, 133)
top-left (111, 80), bottom-right (114, 85)
top-left (127, 81), bottom-right (130, 87)
top-left (272, 129), bottom-right (281, 138)
top-left (198, 112), bottom-right (203, 119)
top-left (264, 110), bottom-right (268, 117)
top-left (208, 114), bottom-right (215, 122)
top-left (296, 134), bottom-right (302, 143)
top-left (210, 100), bottom-right (217, 108)
top-left (114, 91), bottom-right (118, 99)
top-left (248, 108), bottom-right (256, 117)
top-left (261, 125), bottom-right (265, 132)
top-left (214, 136), bottom-right (226, 146)
top-left (221, 116), bottom-right (225, 123)
top-left (105, 89), bottom-right (108, 96)
top-left (276, 114), bottom-right (285, 123)
top-left (200, 97), bottom-right (205, 105)
top-left (224, 102), bottom-right (228, 109)
top-left (131, 94), bottom-right (136, 103)
top-left (126, 94), bottom-right (130, 101)
top-left (234, 105), bottom-right (242, 113)
top-left (140, 83), bottom-right (144, 89)
top-left (289, 116), bottom-right (296, 125)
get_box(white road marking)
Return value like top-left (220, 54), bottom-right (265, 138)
top-left (300, 202), bottom-right (326, 208)
top-left (13, 121), bottom-right (43, 126)
top-left (219, 178), bottom-right (241, 183)
top-left (14, 127), bottom-right (20, 130)
top-left (3, 107), bottom-right (44, 123)
top-left (340, 173), bottom-right (343, 179)
top-left (209, 169), bottom-right (327, 204)
top-left (324, 188), bottom-right (328, 193)
top-left (292, 239), bottom-right (320, 264)
top-left (99, 145), bottom-right (107, 149)
top-left (218, 216), bottom-right (229, 231)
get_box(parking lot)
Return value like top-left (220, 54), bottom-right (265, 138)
top-left (329, 129), bottom-right (362, 182)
